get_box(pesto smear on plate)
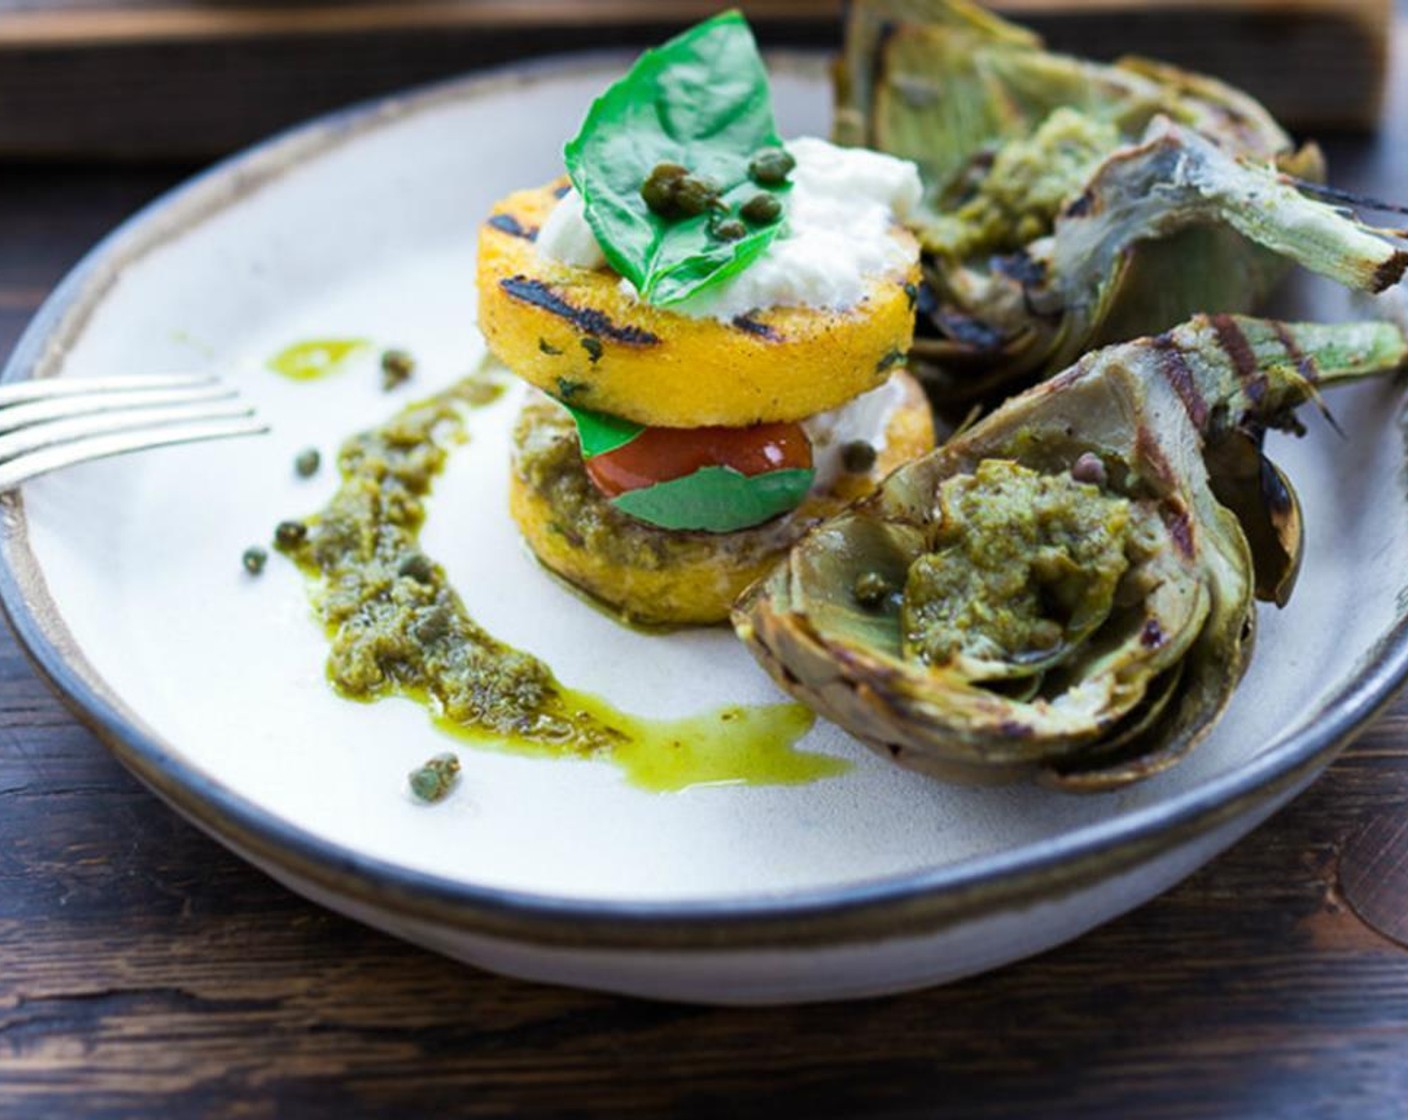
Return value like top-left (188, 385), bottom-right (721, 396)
top-left (274, 373), bottom-right (844, 791)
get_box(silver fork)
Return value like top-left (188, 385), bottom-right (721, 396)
top-left (0, 375), bottom-right (267, 489)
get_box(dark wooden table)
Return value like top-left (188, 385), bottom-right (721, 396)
top-left (6, 57), bottom-right (1408, 1120)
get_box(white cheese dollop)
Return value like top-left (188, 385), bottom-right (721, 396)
top-left (535, 136), bottom-right (922, 321)
top-left (802, 374), bottom-right (908, 494)
top-left (535, 187), bottom-right (606, 269)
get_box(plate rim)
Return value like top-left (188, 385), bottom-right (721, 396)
top-left (3, 52), bottom-right (1406, 953)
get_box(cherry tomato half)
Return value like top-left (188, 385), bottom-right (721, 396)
top-left (585, 421), bottom-right (813, 499)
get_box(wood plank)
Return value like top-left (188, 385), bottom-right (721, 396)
top-left (0, 1), bottom-right (1390, 159)
top-left (2, 698), bottom-right (1407, 1117)
top-left (0, 2), bottom-right (839, 45)
top-left (1, 36), bottom-right (1408, 1118)
top-left (0, 0), bottom-right (1388, 40)
top-left (1340, 814), bottom-right (1408, 948)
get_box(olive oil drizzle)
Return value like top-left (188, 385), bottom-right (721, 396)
top-left (277, 376), bottom-right (845, 791)
top-left (268, 338), bottom-right (371, 381)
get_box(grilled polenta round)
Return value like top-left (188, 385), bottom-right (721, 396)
top-left (508, 371), bottom-right (935, 626)
top-left (478, 179), bottom-right (921, 429)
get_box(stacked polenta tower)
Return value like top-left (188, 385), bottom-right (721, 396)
top-left (476, 12), bottom-right (933, 625)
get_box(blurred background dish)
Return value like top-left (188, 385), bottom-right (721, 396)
top-left (0, 0), bottom-right (1393, 161)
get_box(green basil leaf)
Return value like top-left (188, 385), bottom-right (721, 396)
top-left (561, 401), bottom-right (645, 458)
top-left (564, 10), bottom-right (789, 307)
top-left (611, 466), bottom-right (814, 533)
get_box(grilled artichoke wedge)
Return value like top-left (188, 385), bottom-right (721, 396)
top-left (835, 0), bottom-right (1408, 407)
top-left (733, 315), bottom-right (1408, 790)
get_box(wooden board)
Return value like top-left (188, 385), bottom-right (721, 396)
top-left (1, 36), bottom-right (1407, 1115)
top-left (0, 0), bottom-right (1391, 160)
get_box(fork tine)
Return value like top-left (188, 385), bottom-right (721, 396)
top-left (0, 383), bottom-right (237, 436)
top-left (0, 375), bottom-right (217, 408)
top-left (0, 400), bottom-right (257, 465)
top-left (0, 416), bottom-right (269, 490)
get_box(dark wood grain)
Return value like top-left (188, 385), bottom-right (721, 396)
top-left (0, 0), bottom-right (1390, 160)
top-left (5, 36), bottom-right (1408, 1120)
top-left (3, 624), bottom-right (1408, 1117)
top-left (1342, 813), bottom-right (1408, 949)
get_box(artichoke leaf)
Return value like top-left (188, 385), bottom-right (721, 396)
top-left (1039, 120), bottom-right (1408, 374)
top-left (926, 120), bottom-right (1408, 393)
top-left (733, 315), bottom-right (1408, 787)
top-left (837, 0), bottom-right (1408, 402)
top-left (834, 0), bottom-right (1041, 159)
top-left (1204, 430), bottom-right (1304, 606)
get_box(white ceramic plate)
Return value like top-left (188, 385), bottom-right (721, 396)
top-left (5, 55), bottom-right (1408, 1005)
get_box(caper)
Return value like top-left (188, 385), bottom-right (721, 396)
top-left (1029, 619), bottom-right (1064, 651)
top-left (293, 447), bottom-right (321, 478)
top-left (274, 520), bottom-right (307, 549)
top-left (412, 606), bottom-right (453, 645)
top-left (409, 751), bottom-right (461, 803)
top-left (241, 546), bottom-right (267, 575)
top-left (712, 218), bottom-right (747, 242)
top-left (1071, 452), bottom-right (1107, 488)
top-left (641, 179), bottom-right (673, 215)
top-left (740, 192), bottom-right (783, 225)
top-left (854, 571), bottom-right (896, 609)
top-left (840, 440), bottom-right (877, 474)
top-left (674, 174), bottom-right (722, 217)
top-left (397, 552), bottom-right (434, 583)
top-left (640, 162), bottom-right (689, 216)
top-left (748, 147), bottom-right (795, 186)
top-left (381, 348), bottom-right (415, 390)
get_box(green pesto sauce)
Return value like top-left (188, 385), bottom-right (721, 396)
top-left (437, 696), bottom-right (835, 791)
top-left (269, 338), bottom-right (371, 381)
top-left (279, 378), bottom-right (841, 792)
top-left (901, 459), bottom-right (1134, 666)
top-left (928, 108), bottom-right (1120, 261)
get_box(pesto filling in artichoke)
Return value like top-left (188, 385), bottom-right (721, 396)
top-left (925, 110), bottom-right (1120, 262)
top-left (899, 459), bottom-right (1145, 672)
top-left (732, 315), bottom-right (1408, 789)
